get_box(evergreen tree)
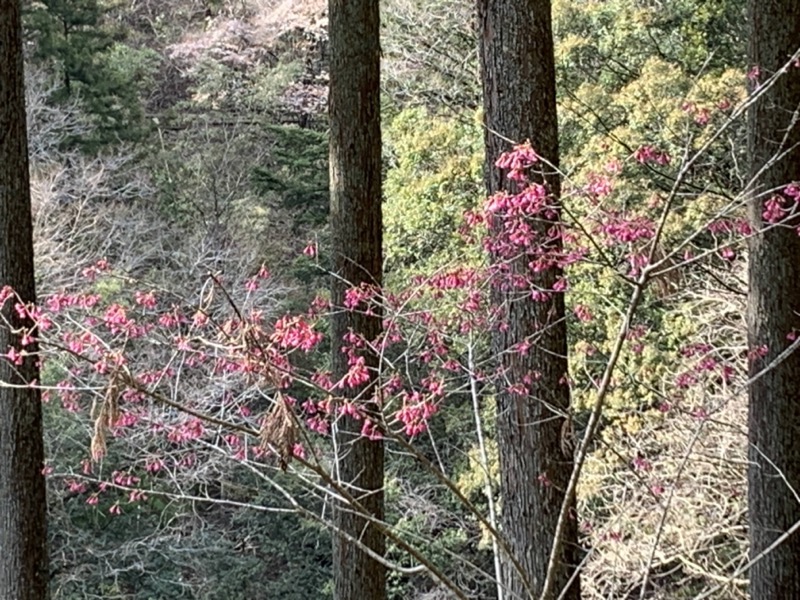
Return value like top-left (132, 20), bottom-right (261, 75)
top-left (328, 0), bottom-right (386, 599)
top-left (477, 0), bottom-right (581, 597)
top-left (746, 0), bottom-right (800, 597)
top-left (25, 0), bottom-right (157, 145)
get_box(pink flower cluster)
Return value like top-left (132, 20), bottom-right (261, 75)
top-left (394, 390), bottom-right (438, 437)
top-left (634, 145), bottom-right (671, 166)
top-left (270, 315), bottom-right (323, 352)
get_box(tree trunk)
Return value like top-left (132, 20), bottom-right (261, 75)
top-left (746, 1), bottom-right (800, 598)
top-left (477, 1), bottom-right (580, 598)
top-left (328, 1), bottom-right (385, 600)
top-left (0, 0), bottom-right (49, 598)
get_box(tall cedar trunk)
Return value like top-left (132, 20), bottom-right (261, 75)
top-left (0, 0), bottom-right (49, 597)
top-left (746, 1), bottom-right (800, 597)
top-left (328, 1), bottom-right (385, 600)
top-left (477, 1), bottom-right (580, 598)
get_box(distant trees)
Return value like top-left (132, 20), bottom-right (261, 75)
top-left (25, 0), bottom-right (158, 145)
top-left (0, 0), bottom-right (49, 597)
top-left (14, 0), bottom-right (800, 597)
top-left (477, 0), bottom-right (580, 598)
top-left (327, 1), bottom-right (386, 599)
top-left (746, 0), bottom-right (800, 597)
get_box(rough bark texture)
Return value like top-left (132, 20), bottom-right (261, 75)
top-left (0, 0), bottom-right (50, 598)
top-left (477, 1), bottom-right (580, 598)
top-left (328, 1), bottom-right (385, 599)
top-left (746, 1), bottom-right (800, 598)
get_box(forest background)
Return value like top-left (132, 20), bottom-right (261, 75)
top-left (1, 0), bottom-right (787, 598)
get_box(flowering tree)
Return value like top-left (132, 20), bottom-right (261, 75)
top-left (6, 16), bottom-right (800, 600)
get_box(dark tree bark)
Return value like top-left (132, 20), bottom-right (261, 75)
top-left (746, 1), bottom-right (800, 598)
top-left (328, 1), bottom-right (385, 599)
top-left (0, 0), bottom-right (49, 598)
top-left (477, 1), bottom-right (580, 598)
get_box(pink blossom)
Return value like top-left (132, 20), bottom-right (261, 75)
top-left (113, 471), bottom-right (140, 486)
top-left (307, 415), bottom-right (330, 435)
top-left (339, 401), bottom-right (362, 420)
top-left (113, 412), bottom-right (139, 428)
top-left (361, 419), bottom-right (383, 441)
top-left (0, 285), bottom-right (13, 308)
top-left (340, 356), bottom-right (371, 389)
top-left (103, 304), bottom-right (135, 335)
top-left (596, 212), bottom-right (655, 245)
top-left (311, 370), bottom-right (334, 391)
top-left (763, 196), bottom-right (787, 223)
top-left (344, 283), bottom-right (380, 310)
top-left (675, 372), bottom-right (697, 389)
top-left (748, 344), bottom-right (769, 363)
top-left (694, 108), bottom-right (710, 126)
top-left (129, 490), bottom-right (147, 503)
top-left (66, 479), bottom-right (88, 494)
top-left (4, 346), bottom-right (24, 366)
top-left (134, 290), bottom-right (158, 309)
top-left (422, 376), bottom-right (445, 397)
top-left (507, 383), bottom-right (528, 396)
top-left (721, 365), bottom-right (736, 383)
top-left (192, 311), bottom-right (209, 327)
top-left (495, 143), bottom-right (540, 182)
top-left (82, 259), bottom-right (110, 280)
top-left (395, 390), bottom-right (438, 437)
top-left (428, 268), bottom-right (476, 290)
top-left (586, 174), bottom-right (613, 197)
top-left (634, 145), bottom-right (671, 166)
top-left (271, 315), bottom-right (323, 352)
top-left (158, 308), bottom-right (186, 329)
top-left (574, 304), bottom-right (593, 322)
top-left (145, 459), bottom-right (164, 473)
top-left (785, 183), bottom-right (800, 200)
top-left (167, 419), bottom-right (205, 444)
top-left (604, 159), bottom-right (623, 175)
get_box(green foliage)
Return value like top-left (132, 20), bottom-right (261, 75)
top-left (553, 0), bottom-right (745, 90)
top-left (547, 0), bottom-right (747, 431)
top-left (46, 401), bottom-right (333, 599)
top-left (253, 124), bottom-right (329, 230)
top-left (25, 0), bottom-right (159, 146)
top-left (384, 107), bottom-right (484, 282)
top-left (29, 0), bottom-right (754, 596)
top-left (555, 0), bottom-right (747, 173)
